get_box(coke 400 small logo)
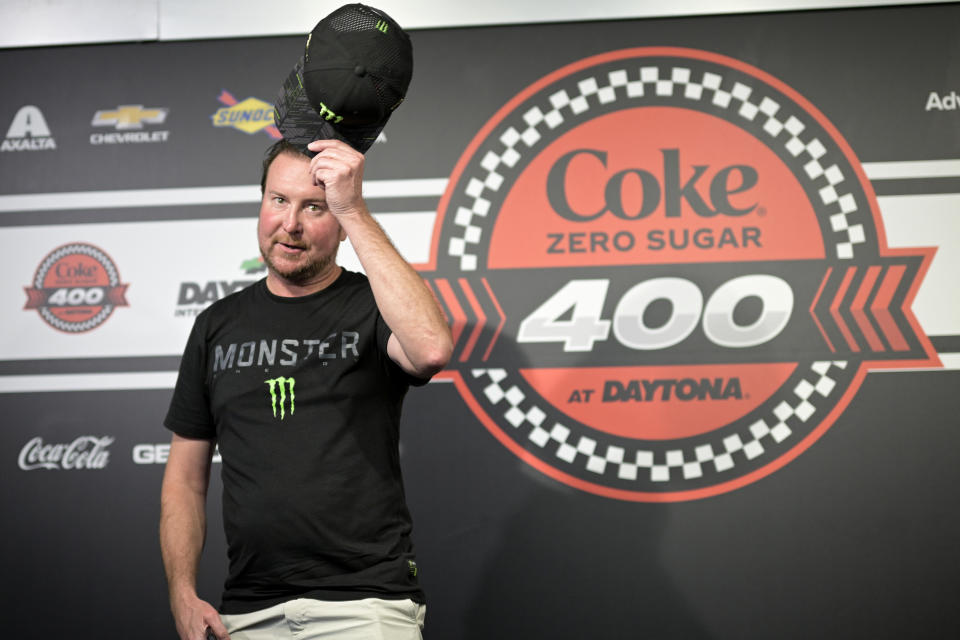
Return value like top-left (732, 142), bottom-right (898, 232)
top-left (23, 243), bottom-right (129, 333)
top-left (424, 48), bottom-right (939, 502)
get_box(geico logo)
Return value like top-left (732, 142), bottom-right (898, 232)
top-left (178, 280), bottom-right (256, 305)
top-left (518, 275), bottom-right (792, 352)
top-left (133, 443), bottom-right (223, 464)
top-left (547, 148), bottom-right (758, 221)
top-left (132, 443), bottom-right (169, 464)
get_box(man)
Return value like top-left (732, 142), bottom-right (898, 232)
top-left (160, 131), bottom-right (452, 638)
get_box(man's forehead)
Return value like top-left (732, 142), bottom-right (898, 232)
top-left (268, 149), bottom-right (311, 173)
top-left (266, 151), bottom-right (325, 195)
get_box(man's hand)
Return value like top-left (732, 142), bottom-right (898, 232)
top-left (306, 139), bottom-right (367, 219)
top-left (171, 592), bottom-right (230, 640)
top-left (304, 139), bottom-right (453, 378)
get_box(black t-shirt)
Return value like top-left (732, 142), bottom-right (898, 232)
top-left (165, 271), bottom-right (425, 614)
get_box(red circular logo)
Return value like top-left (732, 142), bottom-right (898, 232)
top-left (426, 48), bottom-right (938, 501)
top-left (24, 243), bottom-right (129, 333)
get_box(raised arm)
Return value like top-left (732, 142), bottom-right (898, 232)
top-left (159, 433), bottom-right (230, 640)
top-left (307, 138), bottom-right (453, 378)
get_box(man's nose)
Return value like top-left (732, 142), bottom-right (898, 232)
top-left (281, 208), bottom-right (302, 233)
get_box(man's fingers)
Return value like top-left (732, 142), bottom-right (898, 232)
top-left (307, 137), bottom-right (353, 152)
top-left (206, 617), bottom-right (231, 640)
top-left (304, 138), bottom-right (366, 216)
top-left (307, 140), bottom-right (363, 166)
top-left (308, 154), bottom-right (356, 182)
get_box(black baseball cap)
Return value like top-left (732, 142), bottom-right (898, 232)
top-left (274, 3), bottom-right (413, 154)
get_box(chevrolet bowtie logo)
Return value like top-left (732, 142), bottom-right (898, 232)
top-left (91, 105), bottom-right (168, 130)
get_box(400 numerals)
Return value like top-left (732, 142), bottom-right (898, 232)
top-left (44, 286), bottom-right (107, 306)
top-left (517, 276), bottom-right (793, 352)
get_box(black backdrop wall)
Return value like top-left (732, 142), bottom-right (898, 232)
top-left (2, 4), bottom-right (959, 638)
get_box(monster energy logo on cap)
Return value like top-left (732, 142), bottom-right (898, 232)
top-left (265, 376), bottom-right (296, 419)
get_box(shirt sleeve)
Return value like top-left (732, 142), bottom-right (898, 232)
top-left (164, 315), bottom-right (217, 439)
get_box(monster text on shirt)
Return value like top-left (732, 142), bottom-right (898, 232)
top-left (212, 332), bottom-right (361, 373)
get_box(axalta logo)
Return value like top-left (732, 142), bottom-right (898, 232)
top-left (2, 105), bottom-right (56, 152)
top-left (90, 104), bottom-right (170, 144)
top-left (424, 48), bottom-right (939, 501)
top-left (24, 243), bottom-right (129, 333)
top-left (19, 436), bottom-right (113, 470)
top-left (174, 256), bottom-right (263, 318)
top-left (211, 90), bottom-right (282, 138)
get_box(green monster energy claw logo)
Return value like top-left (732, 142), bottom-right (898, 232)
top-left (375, 20), bottom-right (389, 33)
top-left (265, 376), bottom-right (296, 419)
top-left (316, 102), bottom-right (343, 124)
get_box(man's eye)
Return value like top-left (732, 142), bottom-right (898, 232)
top-left (307, 204), bottom-right (322, 212)
top-left (273, 197), bottom-right (286, 205)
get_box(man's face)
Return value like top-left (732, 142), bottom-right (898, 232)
top-left (258, 151), bottom-right (346, 288)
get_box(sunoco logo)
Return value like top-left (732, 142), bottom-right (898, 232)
top-left (211, 90), bottom-right (282, 139)
top-left (425, 48), bottom-right (940, 501)
top-left (24, 243), bottom-right (129, 333)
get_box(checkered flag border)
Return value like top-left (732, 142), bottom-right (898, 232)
top-left (471, 360), bottom-right (848, 486)
top-left (446, 58), bottom-right (866, 270)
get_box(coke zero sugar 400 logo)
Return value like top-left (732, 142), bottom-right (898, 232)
top-left (426, 48), bottom-right (939, 501)
top-left (24, 243), bottom-right (129, 333)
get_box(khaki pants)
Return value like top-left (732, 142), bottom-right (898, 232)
top-left (220, 598), bottom-right (426, 640)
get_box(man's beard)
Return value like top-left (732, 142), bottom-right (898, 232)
top-left (260, 242), bottom-right (335, 286)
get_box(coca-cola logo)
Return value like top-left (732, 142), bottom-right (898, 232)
top-left (423, 47), bottom-right (939, 501)
top-left (18, 436), bottom-right (114, 471)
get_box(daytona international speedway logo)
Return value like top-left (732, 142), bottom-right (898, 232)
top-left (425, 48), bottom-right (940, 501)
top-left (23, 243), bottom-right (129, 333)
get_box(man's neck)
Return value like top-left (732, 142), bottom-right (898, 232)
top-left (265, 264), bottom-right (343, 298)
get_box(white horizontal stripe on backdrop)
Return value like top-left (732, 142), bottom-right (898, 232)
top-left (0, 179), bottom-right (449, 213)
top-left (861, 159), bottom-right (960, 180)
top-left (2, 212), bottom-right (435, 361)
